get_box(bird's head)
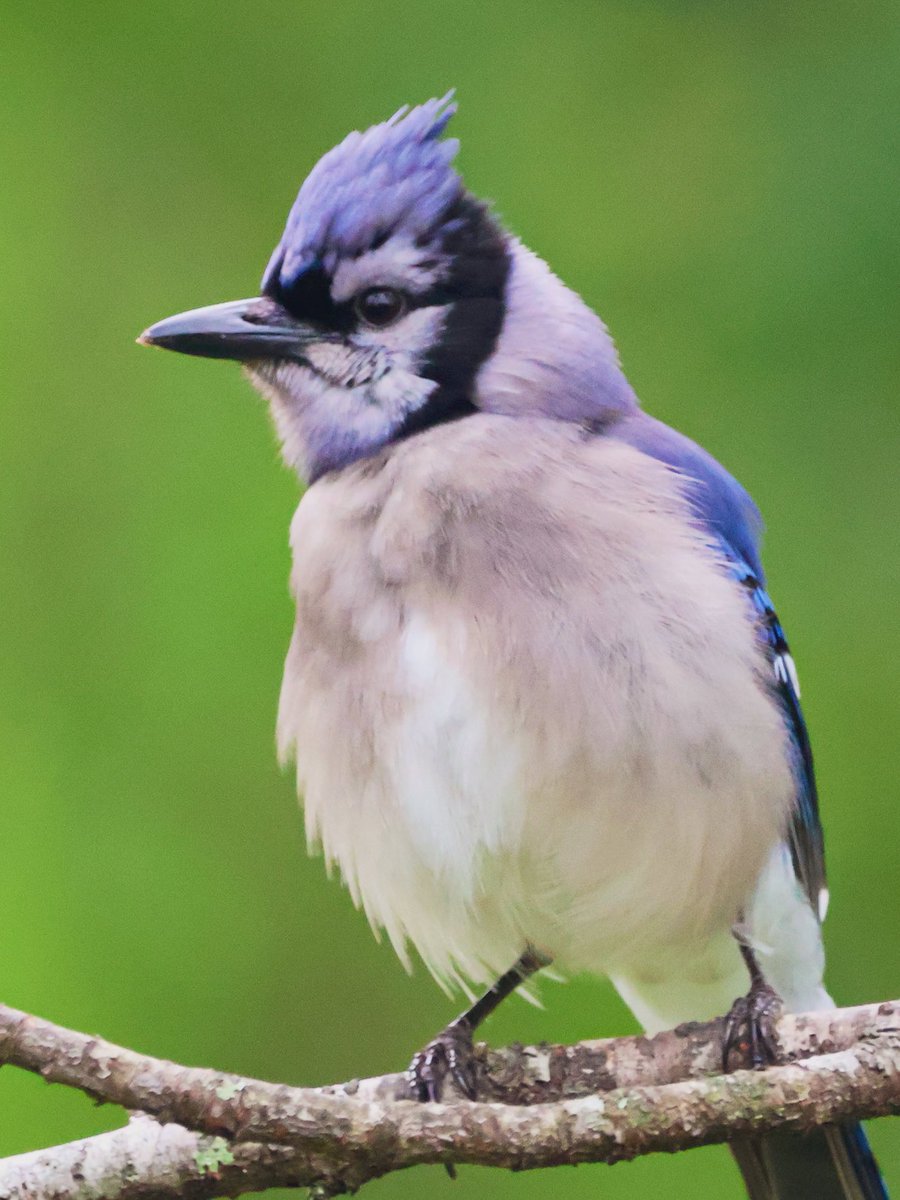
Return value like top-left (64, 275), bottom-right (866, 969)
top-left (140, 95), bottom-right (635, 482)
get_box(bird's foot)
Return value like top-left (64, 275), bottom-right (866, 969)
top-left (722, 978), bottom-right (783, 1072)
top-left (408, 1020), bottom-right (478, 1102)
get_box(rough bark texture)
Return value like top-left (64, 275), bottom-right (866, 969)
top-left (0, 1001), bottom-right (898, 1199)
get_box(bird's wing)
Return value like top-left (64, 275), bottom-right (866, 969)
top-left (720, 542), bottom-right (827, 921)
top-left (610, 412), bottom-right (826, 919)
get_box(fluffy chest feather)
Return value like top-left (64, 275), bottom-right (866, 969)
top-left (277, 415), bottom-right (795, 989)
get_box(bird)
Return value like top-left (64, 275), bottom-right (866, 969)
top-left (139, 95), bottom-right (887, 1199)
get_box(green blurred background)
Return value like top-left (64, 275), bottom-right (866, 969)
top-left (1, 1), bottom-right (897, 1196)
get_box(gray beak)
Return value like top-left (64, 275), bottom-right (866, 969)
top-left (138, 297), bottom-right (326, 362)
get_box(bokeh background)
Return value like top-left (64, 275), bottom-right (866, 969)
top-left (1, 1), bottom-right (897, 1196)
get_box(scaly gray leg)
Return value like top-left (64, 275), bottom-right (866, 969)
top-left (723, 933), bottom-right (783, 1071)
top-left (409, 946), bottom-right (550, 1102)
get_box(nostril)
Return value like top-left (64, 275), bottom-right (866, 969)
top-left (243, 297), bottom-right (291, 326)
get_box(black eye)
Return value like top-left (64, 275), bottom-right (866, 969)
top-left (353, 287), bottom-right (407, 328)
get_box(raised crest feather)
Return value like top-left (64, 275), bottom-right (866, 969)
top-left (263, 93), bottom-right (462, 293)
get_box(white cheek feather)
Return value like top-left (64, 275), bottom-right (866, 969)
top-left (355, 304), bottom-right (447, 363)
top-left (304, 342), bottom-right (387, 389)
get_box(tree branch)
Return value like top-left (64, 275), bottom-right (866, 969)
top-left (1, 1001), bottom-right (898, 1198)
top-left (0, 1117), bottom-right (310, 1200)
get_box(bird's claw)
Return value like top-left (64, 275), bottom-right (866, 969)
top-left (722, 979), bottom-right (782, 1072)
top-left (408, 1021), bottom-right (478, 1102)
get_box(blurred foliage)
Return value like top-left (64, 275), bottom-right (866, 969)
top-left (0, 2), bottom-right (897, 1197)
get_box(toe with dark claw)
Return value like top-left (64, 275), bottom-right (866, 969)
top-left (408, 1021), bottom-right (479, 1102)
top-left (722, 980), bottom-right (783, 1072)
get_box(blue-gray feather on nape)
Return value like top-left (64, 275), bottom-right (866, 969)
top-left (263, 93), bottom-right (462, 293)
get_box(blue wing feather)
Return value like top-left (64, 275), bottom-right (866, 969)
top-left (611, 411), bottom-right (827, 917)
top-left (721, 544), bottom-right (827, 918)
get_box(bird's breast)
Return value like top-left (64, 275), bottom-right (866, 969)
top-left (277, 416), bottom-right (795, 988)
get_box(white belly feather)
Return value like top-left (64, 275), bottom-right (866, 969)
top-left (277, 416), bottom-right (818, 1012)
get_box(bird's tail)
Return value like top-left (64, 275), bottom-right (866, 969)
top-left (731, 1122), bottom-right (888, 1200)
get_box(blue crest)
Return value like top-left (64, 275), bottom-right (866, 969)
top-left (263, 94), bottom-right (462, 293)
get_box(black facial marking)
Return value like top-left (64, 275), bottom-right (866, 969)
top-left (265, 264), bottom-right (353, 333)
top-left (396, 194), bottom-right (510, 441)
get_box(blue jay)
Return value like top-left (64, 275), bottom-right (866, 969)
top-left (140, 96), bottom-right (887, 1199)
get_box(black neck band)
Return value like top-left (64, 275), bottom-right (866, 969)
top-left (395, 194), bottom-right (510, 442)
